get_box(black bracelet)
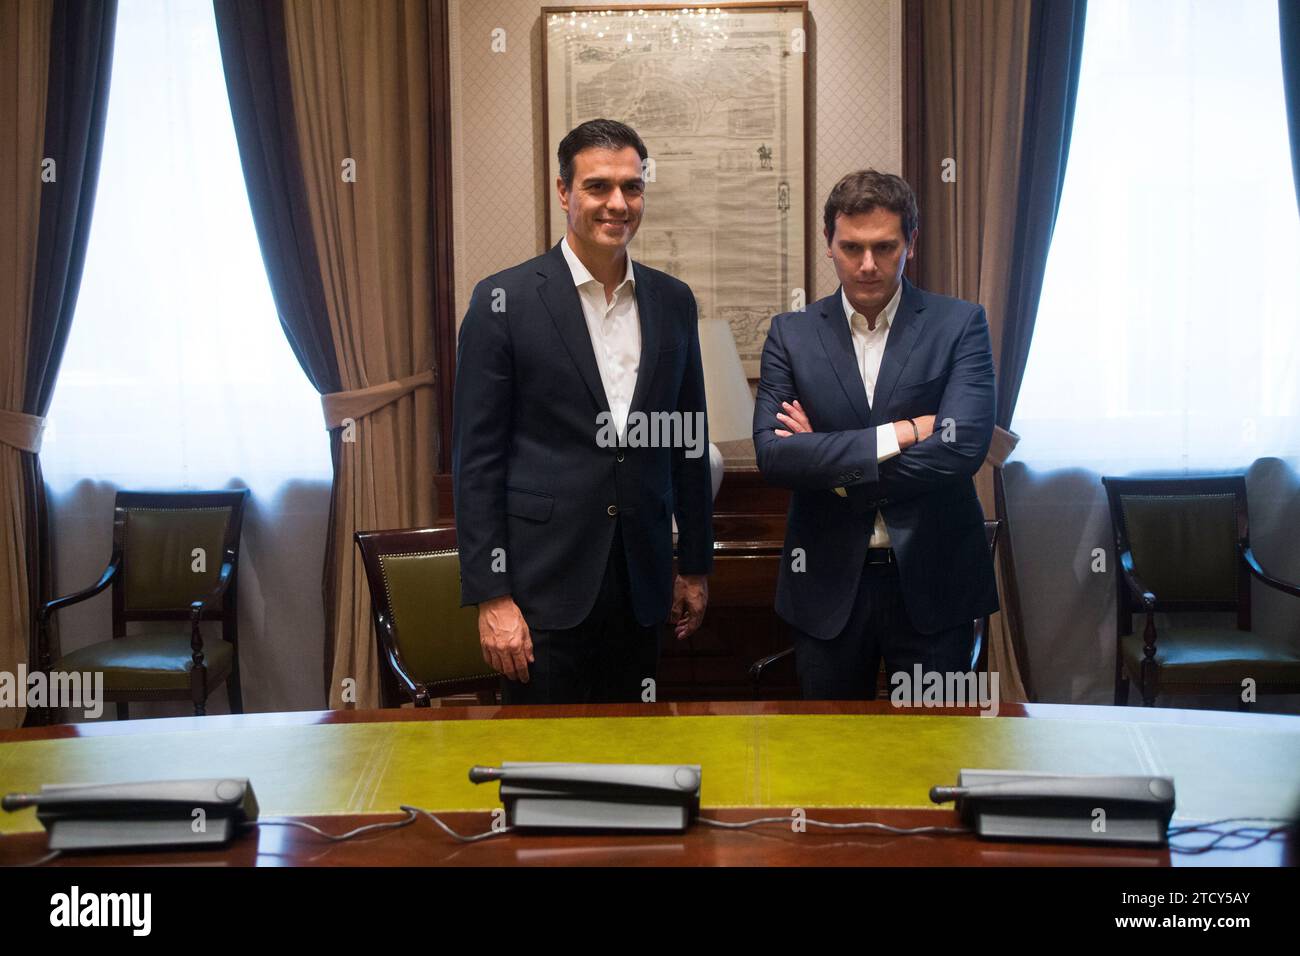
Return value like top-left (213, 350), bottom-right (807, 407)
top-left (908, 418), bottom-right (919, 445)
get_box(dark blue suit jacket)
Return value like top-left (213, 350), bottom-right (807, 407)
top-left (452, 240), bottom-right (714, 631)
top-left (753, 278), bottom-right (998, 639)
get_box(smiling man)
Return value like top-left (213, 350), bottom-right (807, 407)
top-left (753, 169), bottom-right (998, 700)
top-left (453, 119), bottom-right (712, 705)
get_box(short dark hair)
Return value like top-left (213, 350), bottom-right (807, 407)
top-left (557, 119), bottom-right (648, 190)
top-left (823, 169), bottom-right (918, 244)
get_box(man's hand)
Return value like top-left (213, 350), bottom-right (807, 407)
top-left (894, 414), bottom-right (936, 449)
top-left (670, 574), bottom-right (708, 640)
top-left (477, 594), bottom-right (534, 683)
top-left (774, 399), bottom-right (812, 436)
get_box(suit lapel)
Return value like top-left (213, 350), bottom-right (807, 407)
top-left (627, 259), bottom-right (660, 415)
top-left (816, 288), bottom-right (872, 428)
top-left (537, 241), bottom-right (610, 414)
top-left (870, 277), bottom-right (926, 422)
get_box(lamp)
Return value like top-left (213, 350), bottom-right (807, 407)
top-left (672, 320), bottom-right (752, 530)
top-left (696, 318), bottom-right (755, 445)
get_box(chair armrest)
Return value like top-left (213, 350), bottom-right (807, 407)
top-left (189, 558), bottom-right (236, 629)
top-left (749, 646), bottom-right (794, 687)
top-left (188, 559), bottom-right (235, 667)
top-left (39, 555), bottom-right (120, 622)
top-left (1118, 551), bottom-right (1157, 610)
top-left (1241, 545), bottom-right (1300, 598)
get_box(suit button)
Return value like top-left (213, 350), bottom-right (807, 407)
top-left (607, 505), bottom-right (618, 516)
top-left (616, 452), bottom-right (625, 463)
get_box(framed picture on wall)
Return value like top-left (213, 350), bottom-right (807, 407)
top-left (543, 2), bottom-right (810, 379)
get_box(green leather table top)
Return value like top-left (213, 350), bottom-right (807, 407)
top-left (2, 713), bottom-right (1298, 834)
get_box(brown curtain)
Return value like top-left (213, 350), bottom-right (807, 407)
top-left (216, 0), bottom-right (443, 709)
top-left (281, 0), bottom-right (439, 709)
top-left (0, 0), bottom-right (53, 731)
top-left (907, 0), bottom-right (1087, 702)
top-left (0, 0), bottom-right (116, 730)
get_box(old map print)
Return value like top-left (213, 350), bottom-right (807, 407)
top-left (546, 6), bottom-right (807, 376)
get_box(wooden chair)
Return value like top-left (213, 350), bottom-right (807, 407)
top-left (354, 527), bottom-right (498, 707)
top-left (749, 520), bottom-right (1001, 698)
top-left (38, 490), bottom-right (249, 719)
top-left (1102, 475), bottom-right (1300, 708)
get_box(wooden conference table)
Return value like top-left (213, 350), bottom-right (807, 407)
top-left (1, 700), bottom-right (1296, 866)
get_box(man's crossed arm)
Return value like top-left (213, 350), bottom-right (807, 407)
top-left (752, 306), bottom-right (995, 504)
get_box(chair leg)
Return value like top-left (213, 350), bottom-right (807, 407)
top-left (1114, 655), bottom-right (1129, 706)
top-left (1139, 661), bottom-right (1157, 707)
top-left (116, 702), bottom-right (130, 720)
top-left (190, 662), bottom-right (209, 717)
top-left (227, 650), bottom-right (244, 715)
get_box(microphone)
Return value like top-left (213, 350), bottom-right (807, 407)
top-left (469, 761), bottom-right (702, 832)
top-left (928, 786), bottom-right (967, 803)
top-left (930, 770), bottom-right (1176, 846)
top-left (3, 779), bottom-right (260, 851)
top-left (469, 762), bottom-right (701, 793)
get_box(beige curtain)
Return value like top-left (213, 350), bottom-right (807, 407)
top-left (917, 0), bottom-right (1035, 702)
top-left (281, 0), bottom-right (438, 709)
top-left (0, 1), bottom-right (53, 730)
top-left (983, 427), bottom-right (1027, 700)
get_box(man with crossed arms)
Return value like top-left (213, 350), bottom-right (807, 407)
top-left (753, 169), bottom-right (998, 700)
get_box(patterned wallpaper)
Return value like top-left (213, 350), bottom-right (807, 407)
top-left (448, 0), bottom-right (902, 322)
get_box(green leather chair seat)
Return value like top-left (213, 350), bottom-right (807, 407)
top-left (55, 634), bottom-right (233, 692)
top-left (1121, 629), bottom-right (1300, 685)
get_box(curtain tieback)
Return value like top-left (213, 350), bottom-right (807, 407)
top-left (0, 408), bottom-right (46, 454)
top-left (986, 425), bottom-right (1020, 468)
top-left (321, 369), bottom-right (437, 429)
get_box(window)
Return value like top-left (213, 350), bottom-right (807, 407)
top-left (42, 0), bottom-right (331, 494)
top-left (1011, 0), bottom-right (1300, 474)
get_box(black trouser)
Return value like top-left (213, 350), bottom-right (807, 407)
top-left (501, 522), bottom-right (660, 705)
top-left (792, 557), bottom-right (974, 701)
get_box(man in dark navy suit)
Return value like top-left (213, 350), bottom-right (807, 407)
top-left (753, 170), bottom-right (997, 700)
top-left (453, 119), bottom-right (712, 705)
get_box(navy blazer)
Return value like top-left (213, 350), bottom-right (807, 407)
top-left (753, 278), bottom-right (999, 639)
top-left (452, 240), bottom-right (714, 631)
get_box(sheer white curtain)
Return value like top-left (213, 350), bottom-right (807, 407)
top-left (1013, 0), bottom-right (1299, 474)
top-left (42, 0), bottom-right (332, 717)
top-left (1005, 0), bottom-right (1300, 708)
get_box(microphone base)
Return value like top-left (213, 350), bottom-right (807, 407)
top-left (953, 769), bottom-right (1174, 847)
top-left (504, 794), bottom-right (693, 833)
top-left (41, 814), bottom-right (240, 852)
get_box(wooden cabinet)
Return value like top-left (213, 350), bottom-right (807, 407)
top-left (662, 469), bottom-right (796, 701)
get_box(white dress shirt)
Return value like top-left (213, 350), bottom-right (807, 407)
top-left (841, 282), bottom-right (904, 548)
top-left (561, 235), bottom-right (640, 436)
